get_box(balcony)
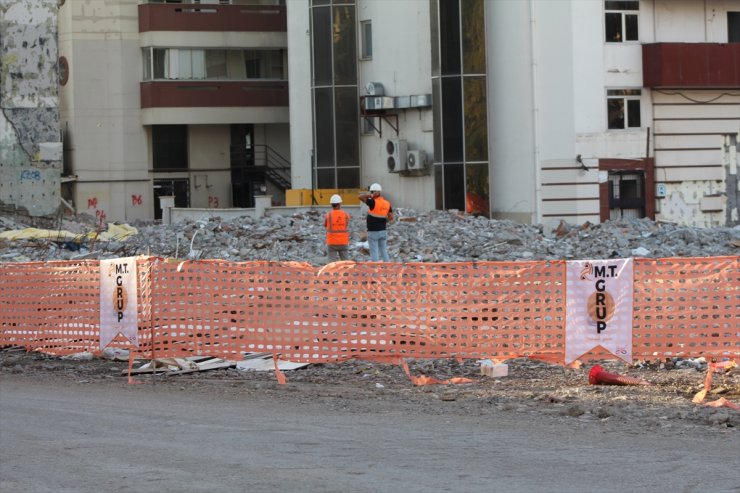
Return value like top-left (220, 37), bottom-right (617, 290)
top-left (642, 43), bottom-right (740, 88)
top-left (140, 80), bottom-right (288, 108)
top-left (138, 3), bottom-right (286, 33)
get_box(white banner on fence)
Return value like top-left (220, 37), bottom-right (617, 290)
top-left (565, 258), bottom-right (633, 364)
top-left (100, 257), bottom-right (139, 349)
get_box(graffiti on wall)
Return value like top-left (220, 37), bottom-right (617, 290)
top-left (0, 0), bottom-right (61, 216)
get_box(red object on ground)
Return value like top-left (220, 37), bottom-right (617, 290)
top-left (588, 365), bottom-right (650, 386)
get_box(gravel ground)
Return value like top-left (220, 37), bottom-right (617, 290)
top-left (2, 347), bottom-right (738, 432)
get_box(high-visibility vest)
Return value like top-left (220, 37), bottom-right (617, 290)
top-left (325, 209), bottom-right (350, 245)
top-left (368, 196), bottom-right (391, 219)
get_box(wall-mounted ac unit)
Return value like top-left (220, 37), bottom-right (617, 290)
top-left (407, 149), bottom-right (428, 171)
top-left (386, 139), bottom-right (408, 173)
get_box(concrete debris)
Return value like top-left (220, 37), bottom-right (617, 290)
top-left (128, 356), bottom-right (235, 375)
top-left (0, 210), bottom-right (737, 264)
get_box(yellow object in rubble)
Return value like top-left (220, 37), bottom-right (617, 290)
top-left (0, 223), bottom-right (138, 242)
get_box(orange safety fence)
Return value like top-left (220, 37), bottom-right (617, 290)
top-left (1, 256), bottom-right (737, 365)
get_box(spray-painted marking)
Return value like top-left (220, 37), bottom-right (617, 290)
top-left (20, 170), bottom-right (41, 181)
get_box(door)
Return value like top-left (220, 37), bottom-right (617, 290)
top-left (230, 124), bottom-right (256, 207)
top-left (608, 171), bottom-right (645, 220)
top-left (153, 178), bottom-right (190, 220)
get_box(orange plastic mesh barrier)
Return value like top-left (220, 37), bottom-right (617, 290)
top-left (148, 259), bottom-right (565, 362)
top-left (1, 257), bottom-right (737, 364)
top-left (0, 258), bottom-right (152, 355)
top-left (632, 257), bottom-right (738, 359)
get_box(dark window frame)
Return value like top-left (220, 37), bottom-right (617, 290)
top-left (152, 125), bottom-right (188, 170)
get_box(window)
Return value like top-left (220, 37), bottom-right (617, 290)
top-left (152, 125), bottom-right (188, 170)
top-left (143, 48), bottom-right (285, 81)
top-left (605, 1), bottom-right (638, 43)
top-left (729, 12), bottom-right (740, 42)
top-left (362, 117), bottom-right (377, 135)
top-left (360, 20), bottom-right (372, 59)
top-left (607, 89), bottom-right (641, 130)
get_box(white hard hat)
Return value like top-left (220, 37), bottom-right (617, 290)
top-left (369, 183), bottom-right (382, 192)
top-left (330, 194), bottom-right (342, 204)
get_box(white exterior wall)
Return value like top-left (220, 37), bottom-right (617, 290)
top-left (357, 0), bottom-right (434, 210)
top-left (650, 0), bottom-right (738, 42)
top-left (286, 0), bottom-right (313, 189)
top-left (487, 0), bottom-right (537, 223)
top-left (285, 0), bottom-right (738, 225)
top-left (60, 0), bottom-right (292, 221)
top-left (286, 0), bottom-right (434, 209)
top-left (59, 0), bottom-right (150, 223)
top-left (644, 0), bottom-right (740, 226)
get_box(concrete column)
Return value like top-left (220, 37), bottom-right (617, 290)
top-left (159, 196), bottom-right (175, 225)
top-left (254, 195), bottom-right (272, 218)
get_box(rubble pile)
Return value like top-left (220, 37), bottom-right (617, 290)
top-left (0, 209), bottom-right (738, 264)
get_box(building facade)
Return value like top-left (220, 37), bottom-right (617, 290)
top-left (288, 0), bottom-right (739, 227)
top-left (57, 0), bottom-right (290, 223)
top-left (2, 0), bottom-right (738, 227)
top-left (0, 0), bottom-right (62, 217)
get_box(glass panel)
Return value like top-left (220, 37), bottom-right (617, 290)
top-left (442, 77), bottom-right (463, 162)
top-left (337, 167), bottom-right (359, 188)
top-left (312, 6), bottom-right (332, 85)
top-left (627, 99), bottom-right (641, 128)
top-left (605, 12), bottom-right (622, 42)
top-left (192, 50), bottom-right (205, 79)
top-left (314, 88), bottom-right (335, 166)
top-left (178, 50), bottom-right (192, 79)
top-left (461, 0), bottom-right (485, 74)
top-left (225, 50), bottom-right (244, 79)
top-left (361, 21), bottom-right (372, 58)
top-left (244, 50), bottom-right (263, 78)
top-left (205, 50), bottom-right (227, 79)
top-left (152, 125), bottom-right (188, 170)
top-left (466, 162), bottom-right (489, 216)
top-left (333, 5), bottom-right (357, 85)
top-left (434, 164), bottom-right (443, 209)
top-left (625, 14), bottom-right (638, 41)
top-left (443, 163), bottom-right (465, 211)
top-left (432, 78), bottom-right (442, 163)
top-left (143, 49), bottom-right (151, 81)
top-left (312, 0), bottom-right (330, 4)
top-left (605, 1), bottom-right (639, 10)
top-left (439, 0), bottom-right (460, 75)
top-left (316, 167), bottom-right (335, 188)
top-left (729, 12), bottom-right (740, 43)
top-left (464, 76), bottom-right (488, 162)
top-left (607, 98), bottom-right (624, 129)
top-left (430, 0), bottom-right (439, 76)
top-left (335, 87), bottom-right (359, 166)
top-left (153, 49), bottom-right (166, 78)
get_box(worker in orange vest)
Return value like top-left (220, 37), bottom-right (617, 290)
top-left (325, 194), bottom-right (351, 261)
top-left (359, 183), bottom-right (393, 261)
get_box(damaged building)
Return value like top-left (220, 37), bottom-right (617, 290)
top-left (1, 0), bottom-right (738, 227)
top-left (0, 0), bottom-right (62, 217)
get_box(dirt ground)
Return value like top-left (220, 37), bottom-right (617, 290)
top-left (1, 348), bottom-right (738, 431)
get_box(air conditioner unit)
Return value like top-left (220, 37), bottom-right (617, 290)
top-left (386, 139), bottom-right (408, 173)
top-left (407, 149), bottom-right (428, 171)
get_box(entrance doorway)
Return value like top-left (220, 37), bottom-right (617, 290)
top-left (608, 171), bottom-right (644, 220)
top-left (599, 158), bottom-right (655, 222)
top-left (153, 178), bottom-right (189, 220)
top-left (230, 124), bottom-right (257, 207)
